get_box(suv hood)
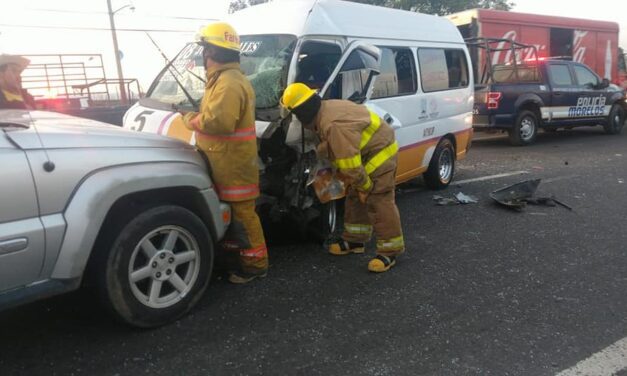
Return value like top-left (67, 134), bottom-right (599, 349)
top-left (2, 110), bottom-right (192, 150)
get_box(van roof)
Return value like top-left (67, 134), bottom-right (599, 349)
top-left (228, 0), bottom-right (464, 44)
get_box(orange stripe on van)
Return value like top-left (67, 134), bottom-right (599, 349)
top-left (394, 128), bottom-right (473, 183)
top-left (166, 115), bottom-right (194, 144)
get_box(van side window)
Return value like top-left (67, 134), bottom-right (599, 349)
top-left (548, 64), bottom-right (574, 87)
top-left (417, 48), bottom-right (469, 92)
top-left (370, 47), bottom-right (417, 98)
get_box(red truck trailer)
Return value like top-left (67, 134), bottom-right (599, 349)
top-left (446, 9), bottom-right (624, 87)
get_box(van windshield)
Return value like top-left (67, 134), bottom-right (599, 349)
top-left (148, 35), bottom-right (296, 110)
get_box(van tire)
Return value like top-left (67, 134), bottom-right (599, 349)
top-left (424, 138), bottom-right (455, 190)
top-left (95, 205), bottom-right (213, 328)
top-left (603, 105), bottom-right (625, 135)
top-left (509, 110), bottom-right (538, 146)
top-left (307, 199), bottom-right (344, 243)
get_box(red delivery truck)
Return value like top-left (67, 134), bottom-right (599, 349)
top-left (446, 9), bottom-right (625, 88)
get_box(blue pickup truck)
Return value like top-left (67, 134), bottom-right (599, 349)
top-left (472, 51), bottom-right (626, 145)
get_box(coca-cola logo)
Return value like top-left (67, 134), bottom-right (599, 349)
top-left (573, 30), bottom-right (588, 63)
top-left (491, 31), bottom-right (547, 65)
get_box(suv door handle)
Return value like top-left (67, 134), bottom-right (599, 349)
top-left (554, 92), bottom-right (563, 96)
top-left (0, 238), bottom-right (28, 255)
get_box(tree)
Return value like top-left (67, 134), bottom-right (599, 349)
top-left (344, 0), bottom-right (513, 14)
top-left (229, 0), bottom-right (272, 13)
top-left (229, 0), bottom-right (514, 15)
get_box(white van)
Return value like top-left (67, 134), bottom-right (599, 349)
top-left (123, 0), bottom-right (474, 238)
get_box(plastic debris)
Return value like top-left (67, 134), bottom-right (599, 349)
top-left (490, 179), bottom-right (541, 210)
top-left (433, 192), bottom-right (478, 206)
top-left (455, 192), bottom-right (479, 204)
top-left (490, 179), bottom-right (572, 211)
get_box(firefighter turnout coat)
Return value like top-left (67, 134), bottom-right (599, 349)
top-left (314, 100), bottom-right (398, 193)
top-left (184, 62), bottom-right (259, 202)
top-left (313, 100), bottom-right (404, 256)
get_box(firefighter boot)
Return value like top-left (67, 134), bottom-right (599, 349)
top-left (228, 270), bottom-right (268, 284)
top-left (367, 255), bottom-right (396, 273)
top-left (328, 240), bottom-right (365, 255)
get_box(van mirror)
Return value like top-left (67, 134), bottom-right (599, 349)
top-left (346, 69), bottom-right (380, 104)
top-left (320, 42), bottom-right (381, 101)
top-left (339, 49), bottom-right (380, 74)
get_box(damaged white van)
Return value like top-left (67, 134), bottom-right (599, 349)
top-left (123, 0), bottom-right (474, 239)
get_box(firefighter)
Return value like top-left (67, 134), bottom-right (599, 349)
top-left (182, 22), bottom-right (268, 284)
top-left (281, 83), bottom-right (404, 272)
top-left (0, 54), bottom-right (35, 110)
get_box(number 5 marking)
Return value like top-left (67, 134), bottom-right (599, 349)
top-left (133, 110), bottom-right (155, 131)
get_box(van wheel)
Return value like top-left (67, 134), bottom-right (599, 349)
top-left (509, 110), bottom-right (538, 146)
top-left (603, 105), bottom-right (625, 135)
top-left (308, 199), bottom-right (344, 243)
top-left (96, 205), bottom-right (213, 328)
top-left (424, 138), bottom-right (455, 190)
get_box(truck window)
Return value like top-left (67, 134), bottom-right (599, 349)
top-left (573, 65), bottom-right (599, 87)
top-left (417, 48), bottom-right (469, 93)
top-left (371, 47), bottom-right (417, 99)
top-left (491, 64), bottom-right (541, 83)
top-left (548, 64), bottom-right (574, 87)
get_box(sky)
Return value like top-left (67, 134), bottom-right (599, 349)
top-left (1, 0), bottom-right (626, 96)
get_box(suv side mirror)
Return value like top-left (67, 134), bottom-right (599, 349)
top-left (599, 78), bottom-right (610, 89)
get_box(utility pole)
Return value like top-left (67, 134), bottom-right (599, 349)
top-left (106, 0), bottom-right (128, 105)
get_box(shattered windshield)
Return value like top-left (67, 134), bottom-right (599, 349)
top-left (148, 35), bottom-right (296, 110)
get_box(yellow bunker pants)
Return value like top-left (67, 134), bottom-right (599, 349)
top-left (229, 200), bottom-right (268, 274)
top-left (342, 165), bottom-right (405, 257)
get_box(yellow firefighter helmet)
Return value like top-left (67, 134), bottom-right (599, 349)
top-left (280, 83), bottom-right (318, 111)
top-left (196, 22), bottom-right (240, 52)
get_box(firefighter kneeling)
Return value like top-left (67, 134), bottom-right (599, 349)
top-left (281, 83), bottom-right (405, 272)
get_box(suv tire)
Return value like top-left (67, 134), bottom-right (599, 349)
top-left (509, 110), bottom-right (538, 146)
top-left (603, 104), bottom-right (625, 135)
top-left (424, 138), bottom-right (455, 190)
top-left (96, 205), bottom-right (213, 328)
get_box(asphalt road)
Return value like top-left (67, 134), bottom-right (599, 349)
top-left (2, 126), bottom-right (627, 376)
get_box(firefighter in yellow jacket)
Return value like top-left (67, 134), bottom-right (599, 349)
top-left (183, 22), bottom-right (268, 284)
top-left (281, 83), bottom-right (404, 272)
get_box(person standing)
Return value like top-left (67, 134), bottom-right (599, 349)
top-left (0, 54), bottom-right (35, 110)
top-left (183, 22), bottom-right (268, 284)
top-left (281, 83), bottom-right (404, 273)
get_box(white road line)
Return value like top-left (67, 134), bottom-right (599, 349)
top-left (454, 171), bottom-right (529, 185)
top-left (556, 337), bottom-right (627, 376)
top-left (543, 174), bottom-right (580, 184)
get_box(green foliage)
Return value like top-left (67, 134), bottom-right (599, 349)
top-left (346, 0), bottom-right (514, 14)
top-left (229, 0), bottom-right (514, 15)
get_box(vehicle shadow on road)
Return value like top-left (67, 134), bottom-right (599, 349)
top-left (472, 126), bottom-right (618, 148)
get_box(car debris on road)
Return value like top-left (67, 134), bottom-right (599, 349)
top-left (490, 179), bottom-right (572, 211)
top-left (433, 192), bottom-right (479, 206)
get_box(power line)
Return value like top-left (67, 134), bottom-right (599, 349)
top-left (0, 23), bottom-right (194, 33)
top-left (26, 7), bottom-right (218, 21)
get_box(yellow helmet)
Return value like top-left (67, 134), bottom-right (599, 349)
top-left (196, 22), bottom-right (240, 52)
top-left (280, 83), bottom-right (318, 111)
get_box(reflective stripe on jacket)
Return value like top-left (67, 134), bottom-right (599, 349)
top-left (314, 100), bottom-right (398, 192)
top-left (183, 62), bottom-right (259, 202)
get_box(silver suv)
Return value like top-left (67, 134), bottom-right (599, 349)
top-left (0, 110), bottom-right (229, 327)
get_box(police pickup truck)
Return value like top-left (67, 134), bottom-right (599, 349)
top-left (472, 58), bottom-right (626, 145)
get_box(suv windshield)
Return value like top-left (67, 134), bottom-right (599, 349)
top-left (148, 35), bottom-right (296, 111)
